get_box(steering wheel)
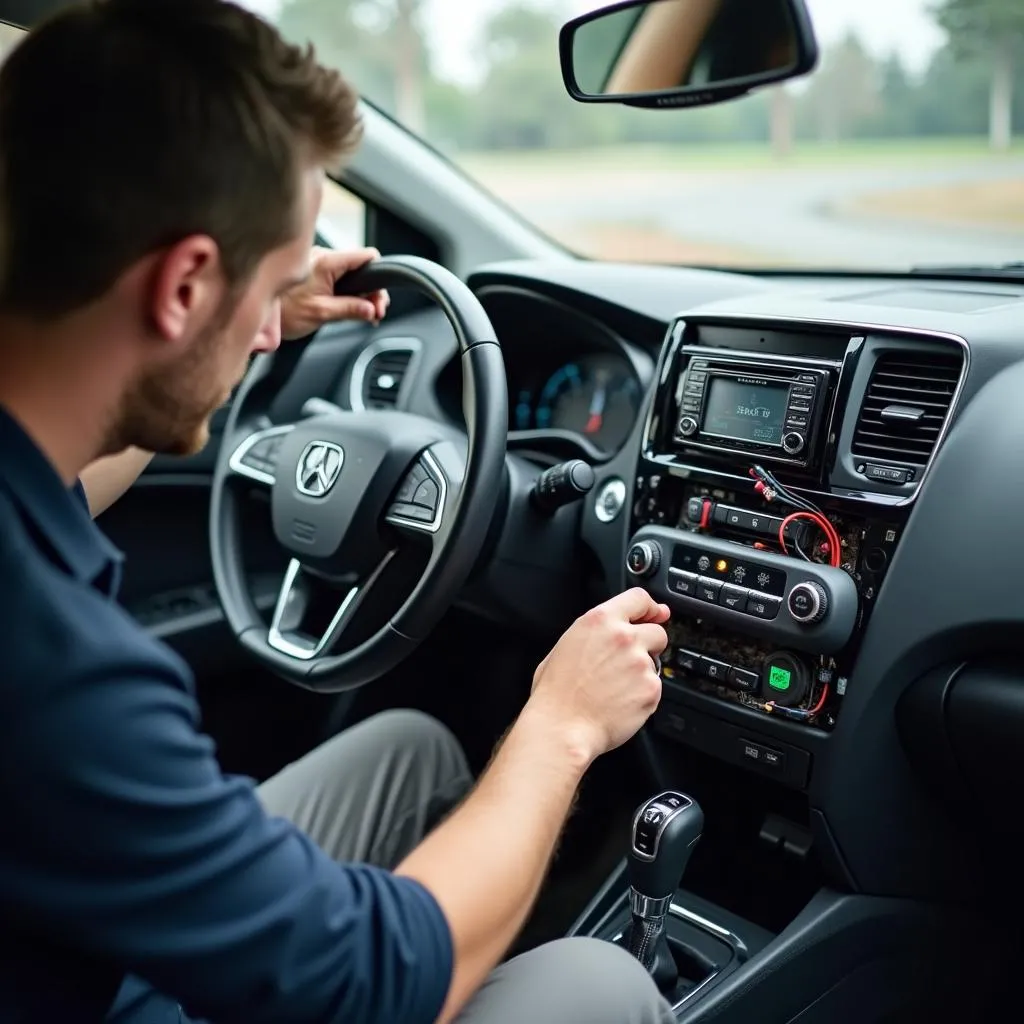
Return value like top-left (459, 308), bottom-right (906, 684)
top-left (209, 256), bottom-right (507, 692)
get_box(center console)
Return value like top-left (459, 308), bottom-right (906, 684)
top-left (623, 316), bottom-right (964, 790)
top-left (579, 313), bottom-right (970, 1020)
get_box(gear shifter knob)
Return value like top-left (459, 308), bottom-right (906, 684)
top-left (629, 791), bottom-right (704, 902)
top-left (624, 791), bottom-right (704, 986)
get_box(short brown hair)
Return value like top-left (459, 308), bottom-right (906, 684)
top-left (0, 0), bottom-right (361, 318)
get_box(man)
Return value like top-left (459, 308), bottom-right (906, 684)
top-left (0, 2), bottom-right (676, 1023)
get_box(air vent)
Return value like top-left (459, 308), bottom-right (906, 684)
top-left (353, 343), bottom-right (418, 411)
top-left (851, 351), bottom-right (962, 467)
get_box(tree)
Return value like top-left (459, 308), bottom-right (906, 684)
top-left (277, 0), bottom-right (428, 133)
top-left (798, 33), bottom-right (880, 141)
top-left (931, 0), bottom-right (1024, 149)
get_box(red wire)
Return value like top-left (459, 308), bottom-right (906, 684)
top-left (778, 511), bottom-right (841, 567)
top-left (810, 683), bottom-right (829, 716)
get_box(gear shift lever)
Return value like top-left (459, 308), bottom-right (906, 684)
top-left (625, 791), bottom-right (704, 989)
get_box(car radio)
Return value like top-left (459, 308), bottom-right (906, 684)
top-left (673, 350), bottom-right (833, 468)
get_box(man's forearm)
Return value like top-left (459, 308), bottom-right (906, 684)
top-left (79, 447), bottom-right (154, 517)
top-left (395, 704), bottom-right (591, 1024)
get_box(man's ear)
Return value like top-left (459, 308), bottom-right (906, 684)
top-left (149, 235), bottom-right (224, 345)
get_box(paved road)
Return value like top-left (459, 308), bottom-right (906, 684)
top-left (320, 157), bottom-right (1024, 269)
top-left (485, 158), bottom-right (1024, 268)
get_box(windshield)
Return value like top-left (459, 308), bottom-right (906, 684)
top-left (237, 3), bottom-right (1024, 270)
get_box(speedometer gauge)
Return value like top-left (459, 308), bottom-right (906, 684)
top-left (534, 354), bottom-right (641, 452)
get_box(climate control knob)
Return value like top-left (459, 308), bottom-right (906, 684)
top-left (781, 431), bottom-right (806, 455)
top-left (787, 581), bottom-right (828, 624)
top-left (626, 540), bottom-right (662, 578)
top-left (678, 416), bottom-right (698, 437)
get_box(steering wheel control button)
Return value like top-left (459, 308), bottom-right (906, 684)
top-left (395, 462), bottom-right (429, 503)
top-left (386, 451), bottom-right (447, 534)
top-left (594, 478), bottom-right (627, 523)
top-left (412, 479), bottom-right (440, 509)
top-left (787, 581), bottom-right (827, 623)
top-left (668, 568), bottom-right (697, 598)
top-left (627, 541), bottom-right (661, 578)
top-left (745, 593), bottom-right (781, 620)
top-left (229, 425), bottom-right (296, 484)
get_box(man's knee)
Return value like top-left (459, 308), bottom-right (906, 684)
top-left (461, 937), bottom-right (674, 1024)
top-left (362, 709), bottom-right (466, 770)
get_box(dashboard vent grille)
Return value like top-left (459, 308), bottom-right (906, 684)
top-left (361, 348), bottom-right (414, 409)
top-left (851, 351), bottom-right (962, 467)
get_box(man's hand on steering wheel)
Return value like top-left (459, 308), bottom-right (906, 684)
top-left (281, 246), bottom-right (391, 339)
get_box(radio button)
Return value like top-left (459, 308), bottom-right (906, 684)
top-left (701, 658), bottom-right (730, 683)
top-left (723, 507), bottom-right (745, 528)
top-left (791, 385), bottom-right (815, 398)
top-left (782, 432), bottom-right (806, 455)
top-left (696, 578), bottom-right (722, 604)
top-left (796, 373), bottom-right (818, 383)
top-left (688, 371), bottom-right (707, 383)
top-left (692, 360), bottom-right (708, 370)
top-left (668, 568), bottom-right (698, 597)
top-left (788, 400), bottom-right (812, 413)
top-left (728, 667), bottom-right (760, 692)
top-left (785, 414), bottom-right (809, 428)
top-left (746, 593), bottom-right (781, 620)
top-left (720, 584), bottom-right (747, 611)
top-left (675, 648), bottom-right (701, 673)
top-left (787, 581), bottom-right (828, 623)
top-left (864, 463), bottom-right (909, 485)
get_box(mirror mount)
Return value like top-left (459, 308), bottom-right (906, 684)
top-left (559, 0), bottom-right (818, 109)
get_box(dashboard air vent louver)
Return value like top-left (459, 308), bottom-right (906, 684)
top-left (851, 351), bottom-right (962, 467)
top-left (361, 347), bottom-right (414, 409)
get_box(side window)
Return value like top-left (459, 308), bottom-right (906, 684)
top-left (0, 23), bottom-right (26, 63)
top-left (318, 179), bottom-right (366, 249)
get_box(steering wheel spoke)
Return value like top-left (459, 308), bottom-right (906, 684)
top-left (227, 423), bottom-right (295, 486)
top-left (384, 448), bottom-right (449, 541)
top-left (267, 553), bottom-right (396, 661)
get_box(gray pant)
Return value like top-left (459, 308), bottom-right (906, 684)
top-left (258, 709), bottom-right (676, 1024)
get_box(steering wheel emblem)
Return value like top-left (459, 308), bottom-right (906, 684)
top-left (296, 441), bottom-right (344, 497)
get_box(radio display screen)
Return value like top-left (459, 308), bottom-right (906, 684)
top-left (701, 376), bottom-right (789, 446)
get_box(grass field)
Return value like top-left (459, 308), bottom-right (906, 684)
top-left (846, 177), bottom-right (1024, 232)
top-left (458, 136), bottom-right (1024, 177)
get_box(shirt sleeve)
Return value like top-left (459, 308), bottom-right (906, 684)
top-left (0, 657), bottom-right (453, 1024)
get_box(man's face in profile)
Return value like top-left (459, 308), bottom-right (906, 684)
top-left (116, 168), bottom-right (324, 457)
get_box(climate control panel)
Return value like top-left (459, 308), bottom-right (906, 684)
top-left (626, 526), bottom-right (858, 654)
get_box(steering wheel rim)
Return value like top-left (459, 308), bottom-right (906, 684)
top-left (209, 255), bottom-right (507, 692)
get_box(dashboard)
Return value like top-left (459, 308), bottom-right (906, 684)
top-left (432, 284), bottom-right (653, 460)
top-left (323, 257), bottom-right (1024, 911)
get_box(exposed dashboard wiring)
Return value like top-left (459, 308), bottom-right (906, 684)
top-left (749, 465), bottom-right (842, 568)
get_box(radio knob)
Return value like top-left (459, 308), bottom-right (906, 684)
top-left (782, 431), bottom-right (805, 454)
top-left (626, 540), bottom-right (662, 578)
top-left (678, 416), bottom-right (698, 437)
top-left (787, 581), bottom-right (828, 624)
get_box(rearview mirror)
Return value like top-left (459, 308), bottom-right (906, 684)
top-left (559, 0), bottom-right (818, 108)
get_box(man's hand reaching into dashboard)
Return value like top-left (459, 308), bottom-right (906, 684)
top-left (78, 246), bottom-right (389, 517)
top-left (396, 587), bottom-right (670, 1023)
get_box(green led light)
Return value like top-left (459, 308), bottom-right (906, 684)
top-left (768, 665), bottom-right (792, 691)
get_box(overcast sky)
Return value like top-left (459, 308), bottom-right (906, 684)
top-left (242, 0), bottom-right (945, 78)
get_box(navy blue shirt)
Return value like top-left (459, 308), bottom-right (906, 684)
top-left (0, 406), bottom-right (453, 1024)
